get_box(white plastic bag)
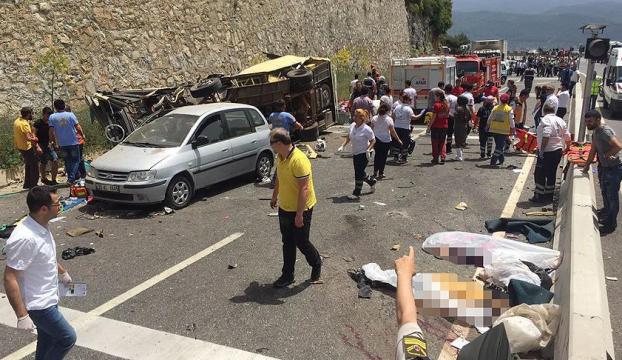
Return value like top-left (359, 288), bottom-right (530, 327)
top-left (482, 260), bottom-right (541, 287)
top-left (493, 303), bottom-right (560, 353)
top-left (496, 316), bottom-right (542, 353)
top-left (422, 231), bottom-right (561, 269)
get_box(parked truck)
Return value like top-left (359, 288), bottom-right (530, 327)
top-left (456, 54), bottom-right (502, 98)
top-left (389, 56), bottom-right (457, 110)
top-left (472, 39), bottom-right (508, 61)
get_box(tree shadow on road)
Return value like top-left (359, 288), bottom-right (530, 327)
top-left (229, 281), bottom-right (311, 305)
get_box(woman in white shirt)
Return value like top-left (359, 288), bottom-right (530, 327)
top-left (371, 103), bottom-right (402, 179)
top-left (338, 109), bottom-right (377, 200)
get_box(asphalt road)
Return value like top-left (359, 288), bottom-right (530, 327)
top-left (0, 79), bottom-right (558, 360)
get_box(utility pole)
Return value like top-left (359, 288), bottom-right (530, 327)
top-left (578, 24), bottom-right (609, 142)
top-left (579, 56), bottom-right (595, 142)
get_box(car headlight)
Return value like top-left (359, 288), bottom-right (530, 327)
top-left (127, 170), bottom-right (157, 182)
top-left (87, 167), bottom-right (97, 178)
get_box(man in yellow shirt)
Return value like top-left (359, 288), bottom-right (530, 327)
top-left (270, 128), bottom-right (322, 287)
top-left (13, 107), bottom-right (40, 189)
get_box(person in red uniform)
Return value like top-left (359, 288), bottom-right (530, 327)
top-left (482, 81), bottom-right (500, 102)
top-left (428, 91), bottom-right (450, 164)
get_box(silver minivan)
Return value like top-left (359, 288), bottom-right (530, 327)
top-left (86, 103), bottom-right (274, 209)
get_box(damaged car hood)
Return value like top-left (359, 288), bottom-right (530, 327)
top-left (92, 145), bottom-right (178, 172)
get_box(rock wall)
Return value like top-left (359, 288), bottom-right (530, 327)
top-left (0, 0), bottom-right (431, 115)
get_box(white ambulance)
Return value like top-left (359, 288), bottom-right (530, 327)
top-left (603, 47), bottom-right (622, 117)
top-left (390, 56), bottom-right (457, 110)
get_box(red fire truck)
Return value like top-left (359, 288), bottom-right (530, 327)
top-left (456, 55), bottom-right (501, 97)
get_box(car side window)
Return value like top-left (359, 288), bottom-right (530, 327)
top-left (195, 115), bottom-right (224, 144)
top-left (247, 110), bottom-right (266, 127)
top-left (223, 110), bottom-right (254, 138)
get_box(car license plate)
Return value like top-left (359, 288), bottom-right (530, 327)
top-left (95, 184), bottom-right (120, 192)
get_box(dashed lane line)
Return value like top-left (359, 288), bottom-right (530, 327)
top-left (1, 232), bottom-right (247, 360)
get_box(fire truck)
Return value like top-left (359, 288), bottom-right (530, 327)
top-left (456, 54), bottom-right (502, 98)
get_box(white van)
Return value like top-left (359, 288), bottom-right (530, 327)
top-left (603, 48), bottom-right (622, 117)
top-left (390, 56), bottom-right (457, 110)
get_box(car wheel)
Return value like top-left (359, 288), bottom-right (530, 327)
top-left (165, 175), bottom-right (194, 209)
top-left (255, 152), bottom-right (273, 180)
top-left (287, 68), bottom-right (313, 93)
top-left (190, 77), bottom-right (223, 98)
top-left (318, 83), bottom-right (332, 110)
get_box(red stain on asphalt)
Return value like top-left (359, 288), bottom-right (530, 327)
top-left (340, 324), bottom-right (383, 360)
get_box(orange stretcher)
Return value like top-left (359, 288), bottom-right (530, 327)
top-left (514, 128), bottom-right (538, 153)
top-left (567, 142), bottom-right (594, 166)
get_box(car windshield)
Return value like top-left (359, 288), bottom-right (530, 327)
top-left (124, 113), bottom-right (199, 147)
top-left (457, 61), bottom-right (479, 74)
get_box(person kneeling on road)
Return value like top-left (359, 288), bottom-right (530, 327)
top-left (395, 246), bottom-right (430, 360)
top-left (582, 110), bottom-right (622, 235)
top-left (4, 186), bottom-right (76, 359)
top-left (270, 129), bottom-right (322, 288)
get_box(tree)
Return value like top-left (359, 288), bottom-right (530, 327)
top-left (441, 32), bottom-right (471, 54)
top-left (405, 0), bottom-right (453, 42)
top-left (31, 46), bottom-right (70, 106)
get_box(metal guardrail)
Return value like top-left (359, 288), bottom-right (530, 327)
top-left (553, 74), bottom-right (615, 359)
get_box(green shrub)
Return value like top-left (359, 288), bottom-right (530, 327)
top-left (0, 117), bottom-right (22, 170)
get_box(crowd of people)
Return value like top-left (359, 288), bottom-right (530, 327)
top-left (12, 99), bottom-right (87, 190)
top-left (5, 55), bottom-right (621, 360)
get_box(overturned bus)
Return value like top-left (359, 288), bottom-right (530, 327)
top-left (85, 55), bottom-right (337, 143)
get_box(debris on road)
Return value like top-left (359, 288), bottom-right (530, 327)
top-left (358, 205), bottom-right (365, 210)
top-left (267, 212), bottom-right (278, 217)
top-left (606, 276), bottom-right (618, 281)
top-left (484, 218), bottom-right (555, 244)
top-left (492, 303), bottom-right (560, 354)
top-left (164, 207), bottom-right (175, 215)
top-left (66, 227), bottom-right (94, 237)
top-left (61, 246), bottom-right (96, 260)
top-left (95, 229), bottom-right (104, 238)
top-left (450, 337), bottom-right (470, 350)
top-left (391, 244), bottom-right (401, 251)
top-left (320, 253), bottom-right (331, 259)
top-left (373, 201), bottom-right (387, 206)
top-left (343, 256), bottom-right (355, 262)
top-left (228, 264), bottom-right (238, 269)
top-left (455, 202), bottom-right (469, 211)
top-left (49, 216), bottom-right (66, 223)
top-left (61, 197), bottom-right (87, 213)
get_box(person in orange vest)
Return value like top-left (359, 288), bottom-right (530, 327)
top-left (486, 94), bottom-right (515, 166)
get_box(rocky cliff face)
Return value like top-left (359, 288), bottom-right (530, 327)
top-left (0, 0), bottom-right (431, 114)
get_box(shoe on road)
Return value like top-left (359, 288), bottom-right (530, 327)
top-left (347, 194), bottom-right (360, 201)
top-left (599, 225), bottom-right (616, 235)
top-left (273, 276), bottom-right (295, 288)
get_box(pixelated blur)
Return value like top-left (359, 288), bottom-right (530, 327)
top-left (413, 273), bottom-right (509, 327)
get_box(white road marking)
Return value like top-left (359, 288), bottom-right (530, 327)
top-left (2, 232), bottom-right (246, 360)
top-left (436, 152), bottom-right (536, 360)
top-left (0, 295), bottom-right (275, 360)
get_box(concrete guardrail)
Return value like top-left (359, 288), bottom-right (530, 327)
top-left (553, 74), bottom-right (615, 359)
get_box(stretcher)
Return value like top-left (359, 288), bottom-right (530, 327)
top-left (566, 142), bottom-right (593, 166)
top-left (514, 128), bottom-right (538, 153)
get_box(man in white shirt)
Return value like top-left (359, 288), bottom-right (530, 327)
top-left (556, 84), bottom-right (570, 119)
top-left (403, 80), bottom-right (417, 108)
top-left (541, 86), bottom-right (559, 117)
top-left (349, 74), bottom-right (359, 94)
top-left (4, 186), bottom-right (76, 358)
top-left (530, 104), bottom-right (571, 203)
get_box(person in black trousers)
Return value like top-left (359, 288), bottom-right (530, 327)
top-left (270, 129), bottom-right (322, 287)
top-left (371, 103), bottom-right (402, 179)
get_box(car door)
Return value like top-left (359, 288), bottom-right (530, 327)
top-left (222, 109), bottom-right (259, 175)
top-left (191, 114), bottom-right (234, 188)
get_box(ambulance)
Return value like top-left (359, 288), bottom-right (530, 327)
top-left (603, 47), bottom-right (622, 117)
top-left (390, 56), bottom-right (457, 110)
